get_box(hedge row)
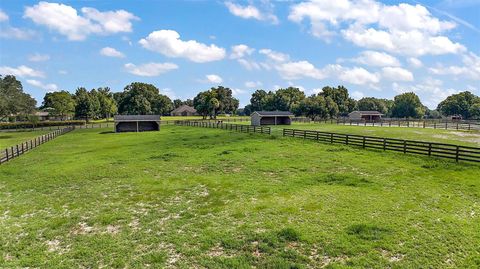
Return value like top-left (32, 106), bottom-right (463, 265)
top-left (0, 120), bottom-right (86, 129)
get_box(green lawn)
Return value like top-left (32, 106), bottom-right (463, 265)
top-left (0, 130), bottom-right (50, 149)
top-left (0, 126), bottom-right (479, 268)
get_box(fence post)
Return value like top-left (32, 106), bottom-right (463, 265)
top-left (5, 149), bottom-right (9, 161)
top-left (383, 138), bottom-right (386, 150)
top-left (363, 137), bottom-right (366, 148)
top-left (330, 133), bottom-right (333, 143)
top-left (428, 143), bottom-right (432, 156)
top-left (346, 135), bottom-right (349, 145)
top-left (16, 145), bottom-right (19, 157)
top-left (455, 146), bottom-right (459, 162)
top-left (403, 141), bottom-right (407, 154)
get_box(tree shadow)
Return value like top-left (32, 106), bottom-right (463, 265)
top-left (99, 131), bottom-right (115, 134)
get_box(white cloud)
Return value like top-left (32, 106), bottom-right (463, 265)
top-left (338, 67), bottom-right (381, 85)
top-left (276, 60), bottom-right (328, 80)
top-left (351, 90), bottom-right (365, 100)
top-left (139, 30), bottom-right (226, 63)
top-left (124, 62), bottom-right (178, 77)
top-left (392, 78), bottom-right (460, 108)
top-left (289, 1), bottom-right (465, 56)
top-left (0, 65), bottom-right (44, 78)
top-left (245, 81), bottom-right (262, 88)
top-left (230, 44), bottom-right (254, 59)
top-left (205, 74), bottom-right (223, 84)
top-left (100, 47), bottom-right (125, 58)
top-left (225, 1), bottom-right (278, 24)
top-left (407, 57), bottom-right (423, 68)
top-left (352, 50), bottom-right (400, 67)
top-left (259, 49), bottom-right (290, 62)
top-left (159, 88), bottom-right (176, 99)
top-left (237, 59), bottom-right (266, 71)
top-left (0, 26), bottom-right (36, 40)
top-left (231, 88), bottom-right (247, 96)
top-left (28, 53), bottom-right (50, 62)
top-left (0, 9), bottom-right (8, 22)
top-left (382, 67), bottom-right (414, 81)
top-left (26, 79), bottom-right (58, 91)
top-left (428, 52), bottom-right (480, 80)
top-left (23, 2), bottom-right (138, 41)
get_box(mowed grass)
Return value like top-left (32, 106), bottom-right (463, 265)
top-left (0, 130), bottom-right (50, 149)
top-left (268, 123), bottom-right (480, 147)
top-left (0, 126), bottom-right (479, 268)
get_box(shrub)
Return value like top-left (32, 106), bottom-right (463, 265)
top-left (0, 120), bottom-right (86, 130)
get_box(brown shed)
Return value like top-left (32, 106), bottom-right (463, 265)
top-left (114, 115), bottom-right (161, 132)
top-left (170, 105), bottom-right (198, 116)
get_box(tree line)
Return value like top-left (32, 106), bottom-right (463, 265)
top-left (1, 74), bottom-right (479, 122)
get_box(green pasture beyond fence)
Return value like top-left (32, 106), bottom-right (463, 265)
top-left (283, 128), bottom-right (480, 163)
top-left (174, 120), bottom-right (271, 135)
top-left (0, 127), bottom-right (74, 165)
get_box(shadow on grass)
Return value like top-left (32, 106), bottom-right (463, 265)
top-left (99, 131), bottom-right (115, 134)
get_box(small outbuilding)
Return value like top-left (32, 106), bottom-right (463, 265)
top-left (170, 105), bottom-right (198, 116)
top-left (348, 111), bottom-right (383, 121)
top-left (114, 115), bottom-right (160, 133)
top-left (251, 111), bottom-right (294, 126)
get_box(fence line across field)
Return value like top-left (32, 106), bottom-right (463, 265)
top-left (283, 128), bottom-right (480, 163)
top-left (0, 127), bottom-right (74, 165)
top-left (175, 120), bottom-right (271, 135)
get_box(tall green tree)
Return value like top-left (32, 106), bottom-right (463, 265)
top-left (274, 87), bottom-right (306, 112)
top-left (391, 92), bottom-right (425, 118)
top-left (357, 97), bottom-right (389, 114)
top-left (0, 75), bottom-right (36, 121)
top-left (74, 87), bottom-right (99, 121)
top-left (117, 82), bottom-right (173, 115)
top-left (297, 94), bottom-right (328, 120)
top-left (41, 91), bottom-right (75, 120)
top-left (320, 85), bottom-right (356, 114)
top-left (437, 91), bottom-right (480, 119)
top-left (96, 87), bottom-right (118, 119)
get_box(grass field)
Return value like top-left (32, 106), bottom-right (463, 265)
top-left (266, 123), bottom-right (480, 147)
top-left (1, 125), bottom-right (479, 268)
top-left (0, 130), bottom-right (50, 149)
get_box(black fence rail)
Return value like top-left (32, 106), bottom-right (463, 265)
top-left (337, 119), bottom-right (480, 131)
top-left (0, 127), bottom-right (74, 165)
top-left (283, 128), bottom-right (480, 163)
top-left (175, 120), bottom-right (270, 135)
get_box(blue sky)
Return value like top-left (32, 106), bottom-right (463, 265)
top-left (0, 0), bottom-right (479, 108)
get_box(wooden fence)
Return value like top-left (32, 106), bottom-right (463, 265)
top-left (283, 128), bottom-right (480, 163)
top-left (175, 120), bottom-right (270, 135)
top-left (0, 127), bottom-right (74, 165)
top-left (337, 119), bottom-right (480, 131)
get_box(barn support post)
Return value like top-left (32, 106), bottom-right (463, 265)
top-left (136, 121), bottom-right (139, 132)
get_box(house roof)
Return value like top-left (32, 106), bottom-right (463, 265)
top-left (349, 111), bottom-right (383, 115)
top-left (253, 111), bottom-right (294, 116)
top-left (171, 105), bottom-right (197, 114)
top-left (114, 115), bottom-right (161, 122)
top-left (35, 111), bottom-right (50, 116)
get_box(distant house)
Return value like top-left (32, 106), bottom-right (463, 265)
top-left (114, 115), bottom-right (160, 132)
top-left (251, 111), bottom-right (294, 126)
top-left (170, 105), bottom-right (198, 116)
top-left (348, 111), bottom-right (383, 121)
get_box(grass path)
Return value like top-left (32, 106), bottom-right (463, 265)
top-left (0, 126), bottom-right (479, 268)
top-left (0, 130), bottom-right (50, 149)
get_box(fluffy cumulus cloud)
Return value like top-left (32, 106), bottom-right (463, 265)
top-left (28, 53), bottom-right (50, 62)
top-left (382, 67), bottom-right (414, 81)
top-left (205, 74), bottom-right (223, 84)
top-left (0, 65), bottom-right (44, 78)
top-left (23, 2), bottom-right (138, 41)
top-left (225, 1), bottom-right (278, 24)
top-left (26, 79), bottom-right (58, 91)
top-left (407, 57), bottom-right (423, 68)
top-left (352, 50), bottom-right (400, 67)
top-left (0, 27), bottom-right (36, 40)
top-left (276, 61), bottom-right (328, 80)
top-left (100, 47), bottom-right (125, 58)
top-left (289, 0), bottom-right (465, 56)
top-left (392, 78), bottom-right (460, 108)
top-left (429, 52), bottom-right (480, 80)
top-left (139, 30), bottom-right (226, 63)
top-left (0, 9), bottom-right (8, 21)
top-left (259, 49), bottom-right (290, 63)
top-left (230, 44), bottom-right (254, 59)
top-left (124, 62), bottom-right (178, 77)
top-left (338, 66), bottom-right (380, 85)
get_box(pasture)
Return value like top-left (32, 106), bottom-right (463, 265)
top-left (0, 130), bottom-right (50, 149)
top-left (0, 125), bottom-right (479, 268)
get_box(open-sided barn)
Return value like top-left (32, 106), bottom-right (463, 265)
top-left (251, 111), bottom-right (294, 126)
top-left (114, 115), bottom-right (161, 132)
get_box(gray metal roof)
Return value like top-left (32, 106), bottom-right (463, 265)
top-left (171, 105), bottom-right (197, 113)
top-left (253, 111), bottom-right (294, 116)
top-left (350, 111), bottom-right (383, 115)
top-left (114, 115), bottom-right (161, 121)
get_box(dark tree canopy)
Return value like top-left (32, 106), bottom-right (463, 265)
top-left (193, 86), bottom-right (239, 119)
top-left (319, 85), bottom-right (356, 114)
top-left (74, 87), bottom-right (100, 121)
top-left (437, 91), bottom-right (480, 119)
top-left (391, 92), bottom-right (425, 118)
top-left (117, 82), bottom-right (173, 115)
top-left (0, 75), bottom-right (37, 120)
